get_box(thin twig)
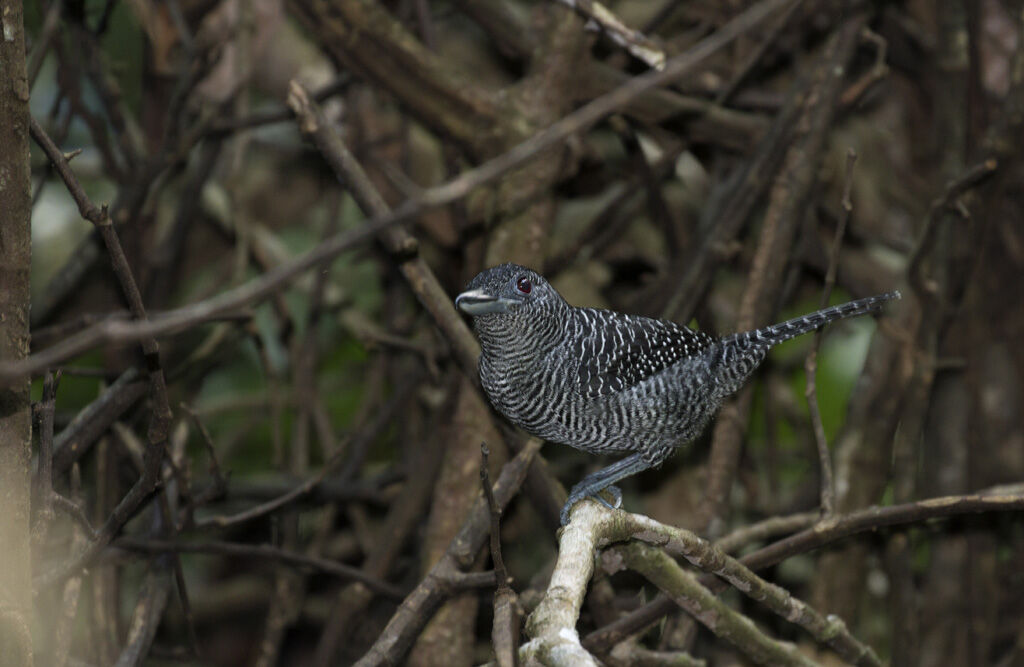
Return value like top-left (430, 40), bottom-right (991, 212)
top-left (50, 491), bottom-right (98, 540)
top-left (206, 77), bottom-right (352, 134)
top-left (52, 367), bottom-right (147, 475)
top-left (804, 148), bottom-right (858, 516)
top-left (480, 443), bottom-right (509, 587)
top-left (197, 376), bottom-right (414, 529)
top-left (310, 370), bottom-right (440, 666)
top-left (288, 79), bottom-right (480, 380)
top-left (354, 439), bottom-right (541, 667)
top-left (712, 510), bottom-right (818, 555)
top-left (555, 0), bottom-right (666, 70)
top-left (30, 116), bottom-right (175, 585)
top-left (696, 16), bottom-right (867, 535)
top-left (113, 560), bottom-right (173, 667)
top-left (481, 442), bottom-right (519, 667)
top-left (908, 158), bottom-right (998, 303)
top-left (180, 403), bottom-right (228, 523)
top-left (34, 369), bottom-right (61, 524)
top-left (114, 537), bottom-right (405, 598)
top-left (0, 0), bottom-right (793, 385)
top-left (194, 437), bottom-right (348, 529)
top-left (27, 0), bottom-right (62, 87)
top-left (716, 0), bottom-right (802, 105)
top-left (52, 466), bottom-right (87, 667)
top-left (839, 28), bottom-right (889, 107)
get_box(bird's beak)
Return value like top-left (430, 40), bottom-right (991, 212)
top-left (455, 289), bottom-right (518, 315)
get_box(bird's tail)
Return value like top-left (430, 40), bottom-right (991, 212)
top-left (711, 291), bottom-right (900, 397)
top-left (721, 290), bottom-right (901, 350)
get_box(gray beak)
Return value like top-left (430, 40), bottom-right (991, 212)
top-left (455, 289), bottom-right (518, 315)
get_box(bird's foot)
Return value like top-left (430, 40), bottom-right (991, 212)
top-left (560, 485), bottom-right (623, 526)
top-left (595, 485), bottom-right (623, 510)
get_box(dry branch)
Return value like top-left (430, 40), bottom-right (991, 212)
top-left (0, 0), bottom-right (791, 385)
top-left (697, 15), bottom-right (868, 534)
top-left (287, 81), bottom-right (482, 379)
top-left (354, 439), bottom-right (541, 666)
top-left (52, 368), bottom-right (147, 475)
top-left (288, 0), bottom-right (508, 158)
top-left (522, 503), bottom-right (608, 665)
top-left (624, 512), bottom-right (880, 665)
top-left (528, 502), bottom-right (829, 666)
top-left (112, 562), bottom-right (172, 667)
top-left (481, 443), bottom-right (520, 667)
top-left (555, 0), bottom-right (666, 70)
top-left (19, 1), bottom-right (1024, 664)
top-left (616, 541), bottom-right (820, 667)
top-left (804, 148), bottom-right (859, 517)
top-left (30, 117), bottom-right (174, 586)
top-left (114, 538), bottom-right (404, 598)
top-left (585, 488), bottom-right (1024, 652)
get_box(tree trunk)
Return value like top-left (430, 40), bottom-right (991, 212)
top-left (0, 0), bottom-right (35, 664)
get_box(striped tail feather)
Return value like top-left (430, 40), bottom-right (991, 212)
top-left (710, 290), bottom-right (900, 398)
top-left (724, 290), bottom-right (901, 350)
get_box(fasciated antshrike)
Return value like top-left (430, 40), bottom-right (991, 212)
top-left (456, 263), bottom-right (900, 525)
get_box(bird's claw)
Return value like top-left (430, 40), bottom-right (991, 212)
top-left (560, 485), bottom-right (623, 526)
top-left (560, 504), bottom-right (573, 526)
top-left (595, 485), bottom-right (622, 510)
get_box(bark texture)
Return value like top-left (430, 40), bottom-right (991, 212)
top-left (0, 0), bottom-right (34, 663)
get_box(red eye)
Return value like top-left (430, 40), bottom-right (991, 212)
top-left (516, 277), bottom-right (532, 294)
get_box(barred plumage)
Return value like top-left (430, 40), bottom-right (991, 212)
top-left (456, 263), bottom-right (900, 525)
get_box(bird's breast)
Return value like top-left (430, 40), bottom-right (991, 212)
top-left (478, 348), bottom-right (578, 440)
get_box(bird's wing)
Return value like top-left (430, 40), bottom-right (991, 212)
top-left (575, 310), bottom-right (714, 397)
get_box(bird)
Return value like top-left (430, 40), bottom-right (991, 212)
top-left (455, 263), bottom-right (900, 525)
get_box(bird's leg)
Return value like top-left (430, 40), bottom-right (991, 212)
top-left (562, 453), bottom-right (652, 525)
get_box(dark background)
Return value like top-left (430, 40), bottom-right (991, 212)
top-left (4, 0), bottom-right (1024, 665)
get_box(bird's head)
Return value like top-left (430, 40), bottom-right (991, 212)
top-left (456, 264), bottom-right (566, 342)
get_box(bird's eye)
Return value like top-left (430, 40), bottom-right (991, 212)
top-left (516, 276), bottom-right (532, 294)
